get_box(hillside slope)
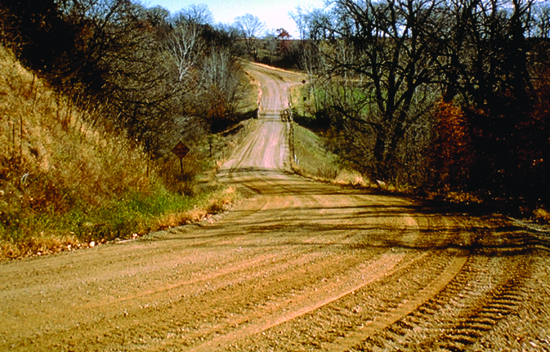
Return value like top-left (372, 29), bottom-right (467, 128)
top-left (0, 46), bottom-right (236, 259)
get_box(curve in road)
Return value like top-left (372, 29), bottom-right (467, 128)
top-left (0, 62), bottom-right (548, 352)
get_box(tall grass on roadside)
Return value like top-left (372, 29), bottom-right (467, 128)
top-left (291, 123), bottom-right (368, 186)
top-left (0, 46), bottom-right (238, 259)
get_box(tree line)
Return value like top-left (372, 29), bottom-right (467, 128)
top-left (293, 0), bottom-right (550, 205)
top-left (2, 0), bottom-right (548, 206)
top-left (0, 0), bottom-right (253, 158)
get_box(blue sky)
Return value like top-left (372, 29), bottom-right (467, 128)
top-left (141, 0), bottom-right (325, 37)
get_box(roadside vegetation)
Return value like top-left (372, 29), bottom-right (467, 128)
top-left (0, 1), bottom-right (260, 259)
top-left (2, 0), bottom-right (549, 259)
top-left (0, 44), bottom-right (247, 259)
top-left (291, 123), bottom-right (369, 187)
top-left (288, 0), bottom-right (550, 219)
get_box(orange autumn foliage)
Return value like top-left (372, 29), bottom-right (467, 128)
top-left (430, 100), bottom-right (473, 190)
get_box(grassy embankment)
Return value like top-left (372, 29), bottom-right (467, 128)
top-left (0, 47), bottom-right (256, 260)
top-left (287, 82), bottom-right (370, 187)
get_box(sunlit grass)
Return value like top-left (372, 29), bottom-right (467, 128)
top-left (291, 123), bottom-right (369, 187)
top-left (0, 46), bottom-right (242, 260)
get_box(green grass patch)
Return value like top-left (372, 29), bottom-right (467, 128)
top-left (0, 184), bottom-right (239, 259)
top-left (292, 123), bottom-right (369, 186)
top-left (0, 45), bottom-right (246, 260)
top-left (293, 125), bottom-right (339, 179)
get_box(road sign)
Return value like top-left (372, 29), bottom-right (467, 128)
top-left (172, 141), bottom-right (190, 159)
top-left (172, 141), bottom-right (190, 178)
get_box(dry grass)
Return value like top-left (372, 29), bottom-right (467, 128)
top-left (240, 64), bottom-right (262, 112)
top-left (0, 47), bottom-right (150, 200)
top-left (289, 81), bottom-right (316, 117)
top-left (156, 187), bottom-right (238, 229)
top-left (332, 169), bottom-right (370, 187)
top-left (0, 46), bottom-right (241, 260)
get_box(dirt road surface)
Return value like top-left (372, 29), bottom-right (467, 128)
top-left (1, 63), bottom-right (550, 351)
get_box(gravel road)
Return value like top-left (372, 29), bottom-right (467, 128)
top-left (1, 63), bottom-right (549, 352)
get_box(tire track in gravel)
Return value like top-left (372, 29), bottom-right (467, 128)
top-left (185, 251), bottom-right (411, 352)
top-left (354, 253), bottom-right (535, 352)
top-left (323, 254), bottom-right (468, 352)
top-left (10, 249), bottom-right (337, 349)
top-left (230, 249), bottom-right (468, 352)
top-left (1, 62), bottom-right (547, 352)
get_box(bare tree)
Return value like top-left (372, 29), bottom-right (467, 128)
top-left (234, 13), bottom-right (266, 56)
top-left (532, 2), bottom-right (550, 38)
top-left (199, 49), bottom-right (246, 130)
top-left (165, 22), bottom-right (201, 82)
top-left (173, 4), bottom-right (214, 26)
top-left (303, 0), bottom-right (446, 180)
top-left (263, 30), bottom-right (278, 63)
top-left (298, 0), bottom-right (549, 196)
top-left (290, 6), bottom-right (307, 41)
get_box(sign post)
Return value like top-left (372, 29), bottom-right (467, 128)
top-left (171, 141), bottom-right (190, 178)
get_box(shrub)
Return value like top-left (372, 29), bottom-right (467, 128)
top-left (429, 100), bottom-right (473, 191)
